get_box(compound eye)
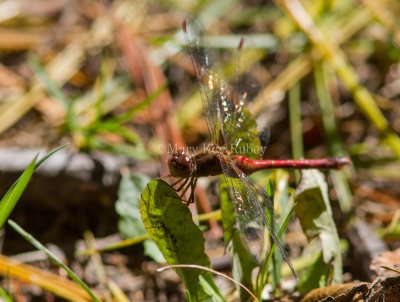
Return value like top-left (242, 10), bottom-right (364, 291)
top-left (170, 149), bottom-right (190, 168)
top-left (176, 153), bottom-right (190, 170)
top-left (171, 150), bottom-right (189, 169)
top-left (168, 149), bottom-right (192, 178)
top-left (177, 149), bottom-right (186, 156)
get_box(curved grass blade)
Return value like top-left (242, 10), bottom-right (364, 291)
top-left (29, 56), bottom-right (69, 108)
top-left (0, 285), bottom-right (12, 302)
top-left (0, 157), bottom-right (35, 229)
top-left (8, 220), bottom-right (100, 302)
top-left (0, 144), bottom-right (68, 228)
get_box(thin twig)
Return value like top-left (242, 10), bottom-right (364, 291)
top-left (157, 264), bottom-right (259, 301)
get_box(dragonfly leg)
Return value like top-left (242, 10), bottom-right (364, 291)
top-left (179, 177), bottom-right (197, 205)
top-left (170, 176), bottom-right (199, 205)
top-left (175, 177), bottom-right (191, 192)
top-left (171, 177), bottom-right (184, 187)
top-left (187, 177), bottom-right (198, 204)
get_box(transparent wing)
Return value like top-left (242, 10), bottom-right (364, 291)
top-left (222, 106), bottom-right (262, 158)
top-left (183, 18), bottom-right (262, 157)
top-left (217, 153), bottom-right (295, 275)
top-left (183, 17), bottom-right (226, 145)
top-left (221, 48), bottom-right (264, 158)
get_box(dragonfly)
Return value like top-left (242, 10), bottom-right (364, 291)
top-left (167, 17), bottom-right (350, 276)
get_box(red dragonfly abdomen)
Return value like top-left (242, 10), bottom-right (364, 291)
top-left (232, 155), bottom-right (351, 175)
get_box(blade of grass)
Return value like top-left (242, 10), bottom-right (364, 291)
top-left (313, 64), bottom-right (344, 156)
top-left (0, 157), bottom-right (36, 228)
top-left (314, 63), bottom-right (353, 213)
top-left (91, 122), bottom-right (142, 144)
top-left (256, 202), bottom-right (296, 298)
top-left (84, 138), bottom-right (149, 160)
top-left (249, 6), bottom-right (373, 115)
top-left (0, 15), bottom-right (115, 135)
top-left (77, 234), bottom-right (150, 256)
top-left (34, 144), bottom-right (69, 168)
top-left (0, 286), bottom-right (12, 302)
top-left (362, 0), bottom-right (400, 45)
top-left (29, 56), bottom-right (76, 130)
top-left (77, 209), bottom-right (221, 256)
top-left (0, 144), bottom-right (68, 228)
top-left (108, 280), bottom-right (130, 302)
top-left (8, 220), bottom-right (101, 302)
top-left (275, 0), bottom-right (400, 158)
top-left (0, 144), bottom-right (67, 197)
top-left (288, 82), bottom-right (302, 182)
top-left (0, 41), bottom-right (84, 135)
top-left (0, 254), bottom-right (96, 302)
top-left (289, 82), bottom-right (303, 159)
top-left (107, 85), bottom-right (165, 125)
top-left (29, 56), bottom-right (69, 109)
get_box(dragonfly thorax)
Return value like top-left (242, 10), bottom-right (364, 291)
top-left (167, 149), bottom-right (195, 178)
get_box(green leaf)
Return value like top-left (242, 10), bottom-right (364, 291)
top-left (143, 240), bottom-right (165, 263)
top-left (140, 179), bottom-right (222, 301)
top-left (294, 170), bottom-right (342, 293)
top-left (297, 251), bottom-right (331, 293)
top-left (116, 173), bottom-right (150, 238)
top-left (199, 274), bottom-right (225, 302)
top-left (115, 173), bottom-right (164, 262)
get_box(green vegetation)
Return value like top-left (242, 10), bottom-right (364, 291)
top-left (1, 0), bottom-right (399, 301)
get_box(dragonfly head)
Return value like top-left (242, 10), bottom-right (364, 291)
top-left (168, 149), bottom-right (193, 178)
